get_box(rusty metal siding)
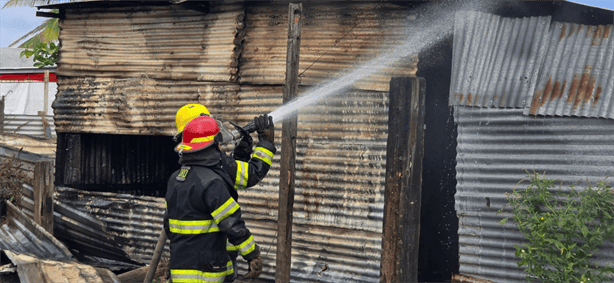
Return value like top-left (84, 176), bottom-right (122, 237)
top-left (235, 85), bottom-right (387, 282)
top-left (52, 77), bottom-right (240, 135)
top-left (239, 2), bottom-right (417, 92)
top-left (57, 4), bottom-right (245, 82)
top-left (454, 106), bottom-right (614, 282)
top-left (450, 11), bottom-right (552, 108)
top-left (526, 23), bottom-right (614, 118)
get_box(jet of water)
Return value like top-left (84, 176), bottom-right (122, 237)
top-left (268, 0), bottom-right (505, 124)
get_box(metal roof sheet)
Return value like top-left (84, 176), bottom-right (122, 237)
top-left (0, 201), bottom-right (73, 261)
top-left (450, 11), bottom-right (552, 108)
top-left (18, 184), bottom-right (141, 270)
top-left (454, 106), bottom-right (614, 282)
top-left (56, 3), bottom-right (244, 82)
top-left (526, 23), bottom-right (614, 118)
top-left (53, 186), bottom-right (168, 265)
top-left (239, 2), bottom-right (417, 92)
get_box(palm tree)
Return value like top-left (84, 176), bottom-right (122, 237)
top-left (2, 0), bottom-right (66, 48)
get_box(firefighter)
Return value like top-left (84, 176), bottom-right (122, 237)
top-left (164, 114), bottom-right (275, 282)
top-left (174, 104), bottom-right (276, 271)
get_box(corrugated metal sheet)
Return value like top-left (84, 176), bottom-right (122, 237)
top-left (53, 186), bottom-right (169, 265)
top-left (19, 184), bottom-right (142, 270)
top-left (4, 115), bottom-right (56, 138)
top-left (0, 201), bottom-right (73, 261)
top-left (526, 23), bottom-right (614, 118)
top-left (2, 193), bottom-right (122, 280)
top-left (57, 3), bottom-right (245, 82)
top-left (4, 250), bottom-right (120, 283)
top-left (234, 85), bottom-right (387, 282)
top-left (52, 77), bottom-right (239, 135)
top-left (239, 2), bottom-right (417, 92)
top-left (450, 11), bottom-right (551, 108)
top-left (454, 106), bottom-right (614, 282)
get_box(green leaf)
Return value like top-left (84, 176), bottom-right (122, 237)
top-left (581, 226), bottom-right (589, 238)
top-left (21, 50), bottom-right (34, 58)
top-left (499, 218), bottom-right (509, 225)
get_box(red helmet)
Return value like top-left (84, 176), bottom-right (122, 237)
top-left (174, 116), bottom-right (219, 153)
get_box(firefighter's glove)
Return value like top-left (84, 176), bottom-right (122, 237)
top-left (233, 134), bottom-right (253, 162)
top-left (244, 254), bottom-right (263, 279)
top-left (254, 114), bottom-right (275, 144)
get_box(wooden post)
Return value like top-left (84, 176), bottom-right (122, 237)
top-left (144, 230), bottom-right (168, 283)
top-left (34, 160), bottom-right (55, 234)
top-left (38, 111), bottom-right (51, 139)
top-left (276, 3), bottom-right (302, 283)
top-left (380, 77), bottom-right (426, 283)
top-left (44, 70), bottom-right (49, 115)
top-left (0, 96), bottom-right (4, 134)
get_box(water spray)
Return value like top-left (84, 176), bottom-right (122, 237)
top-left (224, 0), bottom-right (506, 143)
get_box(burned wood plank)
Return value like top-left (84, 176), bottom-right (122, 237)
top-left (33, 160), bottom-right (54, 234)
top-left (380, 77), bottom-right (426, 283)
top-left (276, 3), bottom-right (302, 283)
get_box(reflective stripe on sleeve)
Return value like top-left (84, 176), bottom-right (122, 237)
top-left (252, 147), bottom-right (273, 166)
top-left (226, 240), bottom-right (239, 252)
top-left (234, 161), bottom-right (249, 190)
top-left (234, 235), bottom-right (256, 256)
top-left (168, 219), bottom-right (219, 234)
top-left (171, 261), bottom-right (234, 283)
top-left (211, 198), bottom-right (240, 224)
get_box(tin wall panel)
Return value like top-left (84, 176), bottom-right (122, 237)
top-left (57, 3), bottom-right (245, 82)
top-left (450, 11), bottom-right (551, 108)
top-left (240, 2), bottom-right (417, 92)
top-left (235, 85), bottom-right (387, 282)
top-left (526, 23), bottom-right (614, 118)
top-left (3, 115), bottom-right (56, 138)
top-left (454, 106), bottom-right (614, 282)
top-left (52, 77), bottom-right (239, 135)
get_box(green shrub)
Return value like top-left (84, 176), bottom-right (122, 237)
top-left (499, 171), bottom-right (614, 283)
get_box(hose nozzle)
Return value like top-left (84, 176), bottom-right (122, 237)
top-left (229, 121), bottom-right (256, 141)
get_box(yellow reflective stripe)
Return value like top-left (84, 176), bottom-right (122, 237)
top-left (236, 235), bottom-right (256, 256)
top-left (234, 161), bottom-right (249, 190)
top-left (252, 147), bottom-right (273, 166)
top-left (165, 201), bottom-right (167, 207)
top-left (171, 261), bottom-right (234, 283)
top-left (168, 219), bottom-right (219, 234)
top-left (211, 198), bottom-right (240, 224)
top-left (226, 240), bottom-right (239, 251)
top-left (190, 135), bottom-right (215, 143)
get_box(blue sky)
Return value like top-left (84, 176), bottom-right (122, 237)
top-left (1, 0), bottom-right (613, 47)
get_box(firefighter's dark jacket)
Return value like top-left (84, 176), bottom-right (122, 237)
top-left (163, 141), bottom-right (275, 275)
top-left (222, 139), bottom-right (276, 194)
